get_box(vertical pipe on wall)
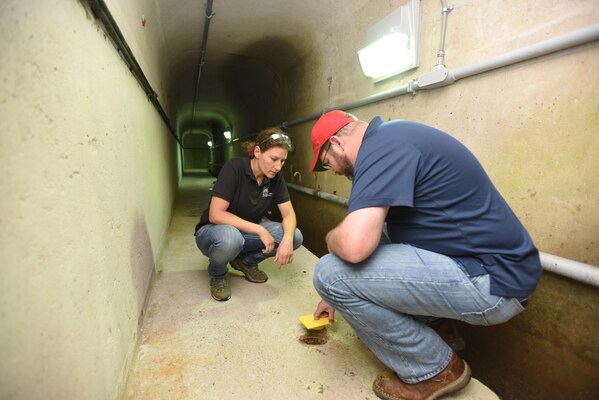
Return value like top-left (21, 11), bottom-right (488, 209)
top-left (436, 0), bottom-right (453, 68)
top-left (190, 0), bottom-right (215, 136)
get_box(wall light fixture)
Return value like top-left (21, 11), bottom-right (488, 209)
top-left (358, 0), bottom-right (420, 82)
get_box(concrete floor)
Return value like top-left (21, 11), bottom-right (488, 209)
top-left (123, 174), bottom-right (499, 399)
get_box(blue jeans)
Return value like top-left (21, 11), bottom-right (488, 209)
top-left (313, 243), bottom-right (526, 383)
top-left (195, 221), bottom-right (303, 278)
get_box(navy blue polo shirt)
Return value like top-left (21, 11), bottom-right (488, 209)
top-left (196, 157), bottom-right (290, 232)
top-left (348, 117), bottom-right (541, 298)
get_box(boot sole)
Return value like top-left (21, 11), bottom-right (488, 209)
top-left (373, 361), bottom-right (472, 400)
top-left (211, 292), bottom-right (231, 301)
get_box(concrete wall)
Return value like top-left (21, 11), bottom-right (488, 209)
top-left (283, 1), bottom-right (599, 399)
top-left (0, 1), bottom-right (178, 399)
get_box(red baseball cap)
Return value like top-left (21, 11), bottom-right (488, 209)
top-left (309, 110), bottom-right (355, 172)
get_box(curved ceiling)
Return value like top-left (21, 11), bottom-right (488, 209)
top-left (155, 0), bottom-right (371, 139)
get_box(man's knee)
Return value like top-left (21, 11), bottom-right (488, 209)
top-left (312, 254), bottom-right (342, 295)
top-left (213, 225), bottom-right (244, 255)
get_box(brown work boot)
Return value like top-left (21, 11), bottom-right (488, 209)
top-left (230, 258), bottom-right (268, 283)
top-left (209, 277), bottom-right (231, 301)
top-left (373, 352), bottom-right (471, 400)
top-left (427, 319), bottom-right (466, 351)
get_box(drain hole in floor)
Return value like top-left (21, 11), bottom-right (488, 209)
top-left (299, 329), bottom-right (329, 345)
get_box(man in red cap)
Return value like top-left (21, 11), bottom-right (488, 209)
top-left (309, 110), bottom-right (541, 400)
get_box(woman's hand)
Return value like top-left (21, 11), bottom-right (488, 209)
top-left (258, 226), bottom-right (275, 255)
top-left (274, 236), bottom-right (294, 269)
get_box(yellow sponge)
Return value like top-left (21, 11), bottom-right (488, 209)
top-left (298, 314), bottom-right (335, 330)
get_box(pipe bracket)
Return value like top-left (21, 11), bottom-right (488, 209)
top-left (407, 80), bottom-right (419, 96)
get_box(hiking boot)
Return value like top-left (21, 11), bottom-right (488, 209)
top-left (230, 258), bottom-right (268, 283)
top-left (427, 319), bottom-right (466, 351)
top-left (373, 352), bottom-right (471, 400)
top-left (210, 277), bottom-right (231, 301)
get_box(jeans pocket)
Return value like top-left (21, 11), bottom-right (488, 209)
top-left (461, 297), bottom-right (525, 326)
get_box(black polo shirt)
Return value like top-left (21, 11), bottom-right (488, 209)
top-left (195, 157), bottom-right (290, 233)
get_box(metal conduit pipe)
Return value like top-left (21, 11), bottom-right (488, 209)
top-left (287, 183), bottom-right (348, 206)
top-left (540, 253), bottom-right (599, 287)
top-left (282, 23), bottom-right (599, 128)
top-left (435, 0), bottom-right (453, 68)
top-left (86, 0), bottom-right (181, 145)
top-left (282, 83), bottom-right (413, 129)
top-left (287, 183), bottom-right (599, 288)
top-left (190, 0), bottom-right (215, 134)
top-left (450, 23), bottom-right (599, 81)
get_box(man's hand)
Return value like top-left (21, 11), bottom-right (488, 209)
top-left (313, 299), bottom-right (335, 323)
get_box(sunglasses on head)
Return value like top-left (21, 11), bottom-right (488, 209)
top-left (258, 133), bottom-right (292, 148)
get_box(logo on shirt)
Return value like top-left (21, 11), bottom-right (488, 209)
top-left (262, 188), bottom-right (272, 198)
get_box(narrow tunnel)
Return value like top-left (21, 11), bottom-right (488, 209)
top-left (1, 1), bottom-right (598, 399)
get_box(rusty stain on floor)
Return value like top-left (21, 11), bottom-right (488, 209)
top-left (299, 329), bottom-right (330, 345)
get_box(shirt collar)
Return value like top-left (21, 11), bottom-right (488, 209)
top-left (365, 116), bottom-right (384, 138)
